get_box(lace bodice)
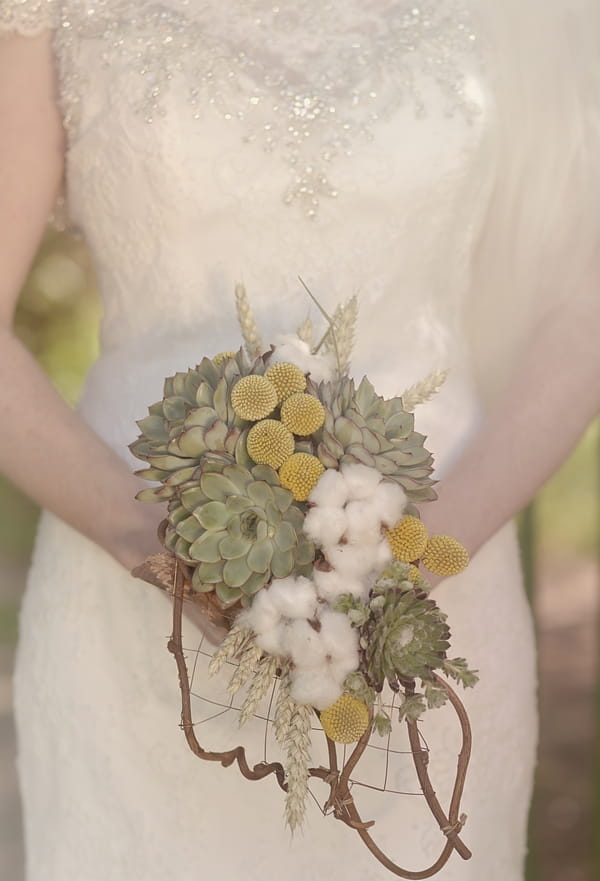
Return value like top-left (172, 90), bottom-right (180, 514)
top-left (2, 0), bottom-right (492, 374)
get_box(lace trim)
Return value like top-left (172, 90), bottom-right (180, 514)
top-left (0, 0), bottom-right (57, 36)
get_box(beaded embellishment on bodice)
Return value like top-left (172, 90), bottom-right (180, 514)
top-left (48, 0), bottom-right (481, 218)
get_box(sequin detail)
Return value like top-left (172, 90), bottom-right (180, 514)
top-left (53, 0), bottom-right (479, 217)
top-left (0, 0), bottom-right (56, 35)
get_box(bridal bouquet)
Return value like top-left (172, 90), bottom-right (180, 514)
top-left (130, 283), bottom-right (477, 876)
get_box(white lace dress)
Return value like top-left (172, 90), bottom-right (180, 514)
top-left (3, 1), bottom-right (537, 878)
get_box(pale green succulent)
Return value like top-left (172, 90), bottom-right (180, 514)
top-left (357, 561), bottom-right (451, 690)
top-left (130, 350), bottom-right (265, 501)
top-left (310, 376), bottom-right (436, 504)
top-left (164, 462), bottom-right (314, 606)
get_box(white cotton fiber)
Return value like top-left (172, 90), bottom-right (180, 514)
top-left (253, 621), bottom-right (289, 657)
top-left (290, 669), bottom-right (343, 710)
top-left (344, 499), bottom-right (384, 545)
top-left (303, 506), bottom-right (348, 547)
top-left (318, 608), bottom-right (359, 661)
top-left (271, 334), bottom-right (334, 383)
top-left (327, 653), bottom-right (360, 682)
top-left (285, 619), bottom-right (327, 668)
top-left (325, 542), bottom-right (380, 578)
top-left (268, 576), bottom-right (318, 620)
top-left (236, 590), bottom-right (280, 634)
top-left (341, 463), bottom-right (382, 500)
top-left (372, 537), bottom-right (393, 570)
top-left (313, 569), bottom-right (367, 603)
top-left (308, 468), bottom-right (349, 508)
top-left (372, 480), bottom-right (407, 527)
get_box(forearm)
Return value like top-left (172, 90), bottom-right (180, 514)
top-left (0, 325), bottom-right (162, 567)
top-left (421, 295), bottom-right (600, 556)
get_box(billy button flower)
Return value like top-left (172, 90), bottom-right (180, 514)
top-left (385, 514), bottom-right (429, 562)
top-left (264, 361), bottom-right (307, 404)
top-left (320, 693), bottom-right (370, 744)
top-left (280, 392), bottom-right (326, 436)
top-left (231, 375), bottom-right (278, 421)
top-left (247, 419), bottom-right (295, 469)
top-left (422, 535), bottom-right (470, 576)
top-left (279, 453), bottom-right (325, 502)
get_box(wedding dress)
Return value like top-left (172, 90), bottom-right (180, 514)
top-left (1, 1), bottom-right (544, 878)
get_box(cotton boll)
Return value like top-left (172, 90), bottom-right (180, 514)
top-left (318, 608), bottom-right (359, 661)
top-left (271, 335), bottom-right (334, 383)
top-left (268, 576), bottom-right (318, 620)
top-left (290, 669), bottom-right (343, 710)
top-left (313, 569), bottom-right (367, 602)
top-left (325, 542), bottom-right (381, 578)
top-left (303, 505), bottom-right (348, 547)
top-left (285, 619), bottom-right (328, 668)
top-left (372, 537), bottom-right (393, 570)
top-left (253, 621), bottom-right (289, 657)
top-left (237, 589), bottom-right (281, 634)
top-left (341, 464), bottom-right (383, 501)
top-left (308, 467), bottom-right (349, 508)
top-left (328, 654), bottom-right (361, 683)
top-left (344, 499), bottom-right (384, 546)
top-left (372, 480), bottom-right (407, 527)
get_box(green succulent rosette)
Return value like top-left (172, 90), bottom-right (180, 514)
top-left (129, 350), bottom-right (315, 606)
top-left (165, 461), bottom-right (314, 605)
top-left (309, 376), bottom-right (437, 504)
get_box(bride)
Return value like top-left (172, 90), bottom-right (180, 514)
top-left (1, 0), bottom-right (599, 878)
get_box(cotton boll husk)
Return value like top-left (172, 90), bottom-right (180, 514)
top-left (290, 669), bottom-right (343, 710)
top-left (303, 505), bottom-right (348, 547)
top-left (318, 608), bottom-right (359, 663)
top-left (340, 464), bottom-right (383, 501)
top-left (373, 480), bottom-right (407, 527)
top-left (268, 576), bottom-right (318, 620)
top-left (344, 499), bottom-right (384, 546)
top-left (285, 619), bottom-right (328, 668)
top-left (313, 568), bottom-right (367, 602)
top-left (308, 467), bottom-right (349, 509)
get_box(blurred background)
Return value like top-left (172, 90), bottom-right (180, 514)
top-left (0, 229), bottom-right (598, 881)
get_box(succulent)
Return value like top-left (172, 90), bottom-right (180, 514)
top-left (311, 376), bottom-right (436, 504)
top-left (360, 561), bottom-right (451, 690)
top-left (130, 350), bottom-right (267, 502)
top-left (163, 461), bottom-right (315, 606)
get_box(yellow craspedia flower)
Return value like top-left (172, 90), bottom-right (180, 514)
top-left (280, 392), bottom-right (325, 436)
top-left (231, 375), bottom-right (277, 422)
top-left (422, 535), bottom-right (470, 577)
top-left (212, 350), bottom-right (237, 366)
top-left (264, 361), bottom-right (306, 403)
top-left (278, 453), bottom-right (325, 501)
top-left (320, 694), bottom-right (370, 744)
top-left (247, 419), bottom-right (295, 469)
top-left (385, 515), bottom-right (428, 562)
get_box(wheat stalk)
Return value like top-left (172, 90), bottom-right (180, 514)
top-left (226, 640), bottom-right (264, 697)
top-left (234, 282), bottom-right (263, 359)
top-left (401, 368), bottom-right (449, 412)
top-left (296, 316), bottom-right (314, 347)
top-left (238, 655), bottom-right (279, 726)
top-left (207, 625), bottom-right (253, 677)
top-left (273, 662), bottom-right (295, 746)
top-left (321, 295), bottom-right (358, 375)
top-left (284, 703), bottom-right (313, 832)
